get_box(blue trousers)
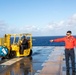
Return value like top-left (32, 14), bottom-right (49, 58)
top-left (65, 49), bottom-right (75, 70)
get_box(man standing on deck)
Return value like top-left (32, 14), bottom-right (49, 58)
top-left (50, 31), bottom-right (76, 72)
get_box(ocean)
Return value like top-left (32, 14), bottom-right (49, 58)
top-left (11, 36), bottom-right (76, 46)
top-left (32, 36), bottom-right (65, 46)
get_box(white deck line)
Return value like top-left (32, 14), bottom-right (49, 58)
top-left (0, 58), bottom-right (23, 66)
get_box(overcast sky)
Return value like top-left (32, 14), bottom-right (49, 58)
top-left (0, 0), bottom-right (76, 36)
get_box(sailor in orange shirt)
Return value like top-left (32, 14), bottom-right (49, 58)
top-left (50, 31), bottom-right (76, 72)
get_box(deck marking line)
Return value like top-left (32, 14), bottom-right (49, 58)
top-left (0, 58), bottom-right (23, 65)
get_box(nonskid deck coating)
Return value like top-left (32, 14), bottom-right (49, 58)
top-left (34, 47), bottom-right (64, 75)
top-left (35, 47), bottom-right (76, 75)
top-left (0, 46), bottom-right (53, 75)
top-left (0, 46), bottom-right (76, 75)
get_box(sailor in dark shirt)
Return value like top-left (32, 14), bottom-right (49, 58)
top-left (20, 36), bottom-right (28, 54)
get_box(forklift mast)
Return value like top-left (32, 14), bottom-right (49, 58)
top-left (4, 34), bottom-right (11, 50)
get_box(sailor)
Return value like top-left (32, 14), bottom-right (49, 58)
top-left (20, 36), bottom-right (28, 54)
top-left (50, 31), bottom-right (76, 72)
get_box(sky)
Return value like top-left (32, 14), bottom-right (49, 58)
top-left (0, 0), bottom-right (76, 36)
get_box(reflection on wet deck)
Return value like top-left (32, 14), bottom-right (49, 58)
top-left (0, 57), bottom-right (33, 75)
top-left (0, 46), bottom-right (76, 75)
top-left (0, 46), bottom-right (53, 75)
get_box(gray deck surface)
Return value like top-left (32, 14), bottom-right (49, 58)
top-left (0, 46), bottom-right (76, 75)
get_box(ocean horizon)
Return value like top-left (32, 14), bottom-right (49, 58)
top-left (11, 35), bottom-right (76, 46)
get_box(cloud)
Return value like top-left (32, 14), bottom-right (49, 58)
top-left (6, 25), bottom-right (41, 36)
top-left (42, 14), bottom-right (76, 36)
top-left (0, 13), bottom-right (76, 36)
top-left (67, 14), bottom-right (76, 26)
top-left (0, 21), bottom-right (8, 37)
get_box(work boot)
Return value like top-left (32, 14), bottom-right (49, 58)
top-left (66, 70), bottom-right (70, 75)
top-left (72, 69), bottom-right (76, 72)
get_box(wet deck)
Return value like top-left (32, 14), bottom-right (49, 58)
top-left (35, 47), bottom-right (76, 75)
top-left (0, 46), bottom-right (76, 75)
top-left (35, 47), bottom-right (64, 75)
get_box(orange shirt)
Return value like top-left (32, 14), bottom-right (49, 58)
top-left (54, 36), bottom-right (76, 49)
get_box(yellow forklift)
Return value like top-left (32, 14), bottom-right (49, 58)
top-left (0, 33), bottom-right (32, 58)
